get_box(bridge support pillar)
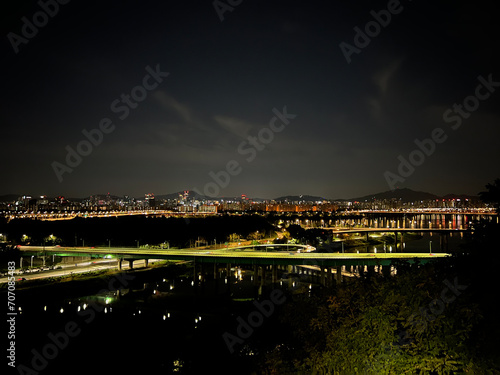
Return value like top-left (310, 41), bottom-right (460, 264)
top-left (117, 259), bottom-right (123, 270)
top-left (366, 232), bottom-right (369, 242)
top-left (214, 263), bottom-right (218, 280)
top-left (327, 268), bottom-right (333, 287)
top-left (199, 264), bottom-right (206, 283)
top-left (382, 265), bottom-right (391, 278)
top-left (367, 266), bottom-right (375, 277)
top-left (128, 260), bottom-right (134, 269)
top-left (272, 265), bottom-right (278, 284)
top-left (358, 265), bottom-right (364, 277)
top-left (253, 265), bottom-right (258, 285)
top-left (320, 267), bottom-right (326, 286)
top-left (144, 259), bottom-right (148, 268)
top-left (336, 266), bottom-right (342, 284)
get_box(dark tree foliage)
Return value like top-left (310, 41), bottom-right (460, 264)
top-left (261, 224), bottom-right (500, 374)
top-left (0, 214), bottom-right (275, 247)
top-left (479, 178), bottom-right (500, 213)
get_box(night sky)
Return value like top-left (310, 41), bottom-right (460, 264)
top-left (2, 0), bottom-right (499, 199)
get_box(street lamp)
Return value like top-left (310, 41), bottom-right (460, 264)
top-left (31, 255), bottom-right (34, 268)
top-left (429, 240), bottom-right (432, 254)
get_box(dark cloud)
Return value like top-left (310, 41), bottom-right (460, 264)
top-left (1, 0), bottom-right (499, 199)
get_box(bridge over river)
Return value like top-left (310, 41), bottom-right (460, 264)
top-left (16, 243), bottom-right (451, 286)
top-left (18, 243), bottom-right (449, 268)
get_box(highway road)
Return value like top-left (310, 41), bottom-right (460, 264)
top-left (17, 244), bottom-right (450, 265)
top-left (3, 243), bottom-right (450, 285)
top-left (0, 258), bottom-right (150, 284)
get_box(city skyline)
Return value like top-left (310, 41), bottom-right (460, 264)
top-left (2, 1), bottom-right (500, 199)
top-left (0, 185), bottom-right (488, 203)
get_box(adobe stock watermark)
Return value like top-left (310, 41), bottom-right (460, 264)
top-left (194, 106), bottom-right (296, 198)
top-left (223, 288), bottom-right (286, 354)
top-left (213, 0), bottom-right (242, 22)
top-left (51, 64), bottom-right (169, 183)
top-left (7, 0), bottom-right (70, 54)
top-left (339, 0), bottom-right (407, 64)
top-left (405, 276), bottom-right (468, 337)
top-left (364, 276), bottom-right (468, 372)
top-left (384, 74), bottom-right (499, 190)
top-left (15, 272), bottom-right (134, 375)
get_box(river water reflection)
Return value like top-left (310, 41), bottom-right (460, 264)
top-left (289, 213), bottom-right (494, 230)
top-left (15, 264), bottom-right (304, 374)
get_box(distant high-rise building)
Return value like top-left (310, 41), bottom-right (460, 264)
top-left (145, 193), bottom-right (155, 208)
